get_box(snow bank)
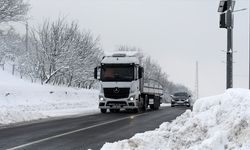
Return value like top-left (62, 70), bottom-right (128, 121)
top-left (101, 89), bottom-right (250, 150)
top-left (0, 70), bottom-right (99, 125)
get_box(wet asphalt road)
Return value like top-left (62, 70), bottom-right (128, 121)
top-left (0, 106), bottom-right (190, 150)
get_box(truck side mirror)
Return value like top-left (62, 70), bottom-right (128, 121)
top-left (94, 67), bottom-right (98, 79)
top-left (94, 67), bottom-right (101, 79)
top-left (138, 67), bottom-right (144, 79)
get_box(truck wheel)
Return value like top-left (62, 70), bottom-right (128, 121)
top-left (171, 104), bottom-right (175, 107)
top-left (100, 109), bottom-right (107, 113)
top-left (133, 108), bottom-right (139, 113)
top-left (141, 104), bottom-right (147, 111)
top-left (151, 96), bottom-right (160, 110)
top-left (150, 104), bottom-right (155, 110)
top-left (125, 109), bottom-right (132, 112)
top-left (142, 95), bottom-right (148, 112)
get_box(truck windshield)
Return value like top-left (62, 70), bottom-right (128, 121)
top-left (101, 65), bottom-right (134, 81)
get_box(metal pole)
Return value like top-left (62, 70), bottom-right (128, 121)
top-left (226, 0), bottom-right (233, 89)
top-left (249, 6), bottom-right (250, 89)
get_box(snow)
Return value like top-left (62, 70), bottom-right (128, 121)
top-left (0, 70), bottom-right (99, 125)
top-left (101, 51), bottom-right (140, 64)
top-left (101, 56), bottom-right (139, 65)
top-left (101, 88), bottom-right (250, 150)
top-left (105, 51), bottom-right (139, 57)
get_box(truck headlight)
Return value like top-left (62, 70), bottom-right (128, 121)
top-left (129, 95), bottom-right (135, 101)
top-left (99, 95), bottom-right (105, 101)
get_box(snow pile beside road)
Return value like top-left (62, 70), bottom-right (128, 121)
top-left (101, 89), bottom-right (250, 150)
top-left (0, 70), bottom-right (99, 125)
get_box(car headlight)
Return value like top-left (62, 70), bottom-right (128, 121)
top-left (99, 95), bottom-right (105, 101)
top-left (185, 99), bottom-right (189, 102)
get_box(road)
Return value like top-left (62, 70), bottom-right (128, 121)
top-left (0, 106), bottom-right (190, 150)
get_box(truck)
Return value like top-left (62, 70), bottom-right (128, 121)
top-left (94, 53), bottom-right (163, 113)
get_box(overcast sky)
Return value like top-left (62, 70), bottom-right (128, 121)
top-left (23, 0), bottom-right (249, 97)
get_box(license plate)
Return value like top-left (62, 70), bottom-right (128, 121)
top-left (177, 101), bottom-right (184, 104)
top-left (110, 105), bottom-right (120, 108)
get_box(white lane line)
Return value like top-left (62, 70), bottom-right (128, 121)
top-left (7, 113), bottom-right (147, 150)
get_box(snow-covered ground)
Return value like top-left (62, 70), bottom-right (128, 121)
top-left (101, 89), bottom-right (250, 150)
top-left (0, 70), bottom-right (99, 125)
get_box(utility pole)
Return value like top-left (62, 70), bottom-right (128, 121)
top-left (195, 61), bottom-right (199, 99)
top-left (25, 21), bottom-right (29, 52)
top-left (218, 0), bottom-right (234, 89)
top-left (227, 3), bottom-right (233, 89)
top-left (226, 0), bottom-right (233, 89)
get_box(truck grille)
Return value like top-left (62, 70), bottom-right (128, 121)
top-left (104, 88), bottom-right (130, 99)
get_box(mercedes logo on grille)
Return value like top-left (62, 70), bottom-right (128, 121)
top-left (113, 88), bottom-right (120, 93)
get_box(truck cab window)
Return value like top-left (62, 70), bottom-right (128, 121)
top-left (101, 65), bottom-right (134, 81)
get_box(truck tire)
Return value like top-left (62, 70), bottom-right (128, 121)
top-left (150, 96), bottom-right (160, 110)
top-left (150, 104), bottom-right (155, 110)
top-left (151, 104), bottom-right (160, 110)
top-left (154, 105), bottom-right (159, 110)
top-left (141, 95), bottom-right (148, 112)
top-left (100, 109), bottom-right (107, 113)
top-left (110, 109), bottom-right (115, 113)
top-left (133, 108), bottom-right (139, 113)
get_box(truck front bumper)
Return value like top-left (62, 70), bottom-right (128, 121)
top-left (99, 100), bottom-right (138, 109)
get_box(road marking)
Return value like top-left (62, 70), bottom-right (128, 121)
top-left (7, 113), bottom-right (148, 150)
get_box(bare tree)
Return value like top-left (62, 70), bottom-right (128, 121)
top-left (0, 28), bottom-right (25, 73)
top-left (32, 18), bottom-right (103, 86)
top-left (0, 0), bottom-right (29, 23)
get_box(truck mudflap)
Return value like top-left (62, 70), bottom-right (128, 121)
top-left (148, 95), bottom-right (161, 110)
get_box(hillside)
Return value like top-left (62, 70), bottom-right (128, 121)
top-left (0, 70), bottom-right (99, 125)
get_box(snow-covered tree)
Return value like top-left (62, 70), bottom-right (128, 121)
top-left (0, 17), bottom-right (103, 89)
top-left (0, 0), bottom-right (29, 23)
top-left (0, 28), bottom-right (25, 72)
top-left (32, 18), bottom-right (103, 87)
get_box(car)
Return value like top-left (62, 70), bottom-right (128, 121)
top-left (170, 92), bottom-right (191, 107)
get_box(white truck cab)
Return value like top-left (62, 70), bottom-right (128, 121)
top-left (94, 53), bottom-right (162, 113)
